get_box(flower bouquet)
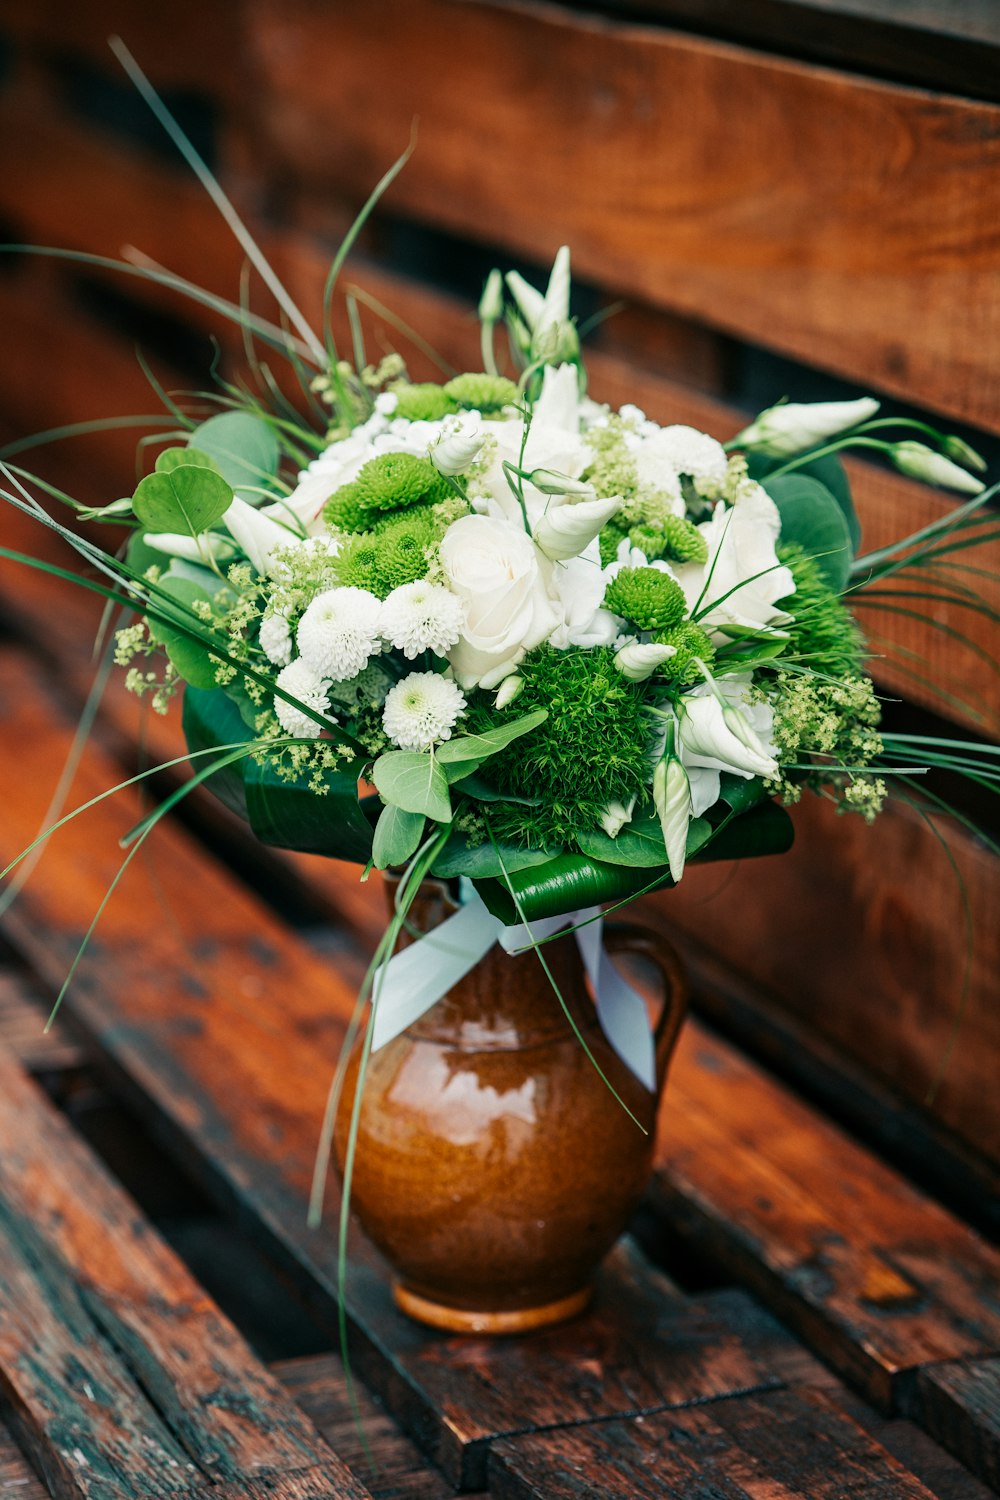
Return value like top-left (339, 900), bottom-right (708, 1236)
top-left (4, 57), bottom-right (998, 1331)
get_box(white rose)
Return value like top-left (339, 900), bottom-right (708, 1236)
top-left (440, 514), bottom-right (562, 688)
top-left (674, 485), bottom-right (794, 642)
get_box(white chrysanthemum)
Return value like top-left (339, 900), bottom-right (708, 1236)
top-left (297, 586), bottom-right (383, 682)
top-left (274, 658), bottom-right (332, 739)
top-left (380, 581), bottom-right (466, 659)
top-left (382, 672), bottom-right (467, 751)
top-left (642, 425), bottom-right (728, 489)
top-left (259, 612), bottom-right (293, 667)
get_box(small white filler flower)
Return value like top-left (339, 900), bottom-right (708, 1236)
top-left (274, 658), bottom-right (332, 739)
top-left (383, 672), bottom-right (467, 751)
top-left (380, 581), bottom-right (466, 659)
top-left (297, 587), bottom-right (383, 681)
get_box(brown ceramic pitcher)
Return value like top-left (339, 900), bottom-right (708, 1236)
top-left (333, 880), bottom-right (686, 1334)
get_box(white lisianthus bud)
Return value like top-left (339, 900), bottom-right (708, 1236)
top-left (529, 468), bottom-right (596, 498)
top-left (733, 397), bottom-right (880, 457)
top-left (889, 440), bottom-right (986, 495)
top-left (599, 797), bottom-right (636, 839)
top-left (941, 434), bottom-right (987, 474)
top-left (223, 496), bottom-right (298, 576)
top-left (539, 246), bottom-right (571, 333)
top-left (494, 673), bottom-right (524, 710)
top-left (431, 413), bottom-right (484, 477)
top-left (504, 270), bottom-right (546, 333)
top-left (614, 642), bottom-right (678, 682)
top-left (143, 531), bottom-right (237, 565)
top-left (653, 753), bottom-right (692, 885)
top-left (479, 268), bottom-right (504, 323)
top-left (534, 493), bottom-right (622, 561)
top-left (679, 695), bottom-right (779, 780)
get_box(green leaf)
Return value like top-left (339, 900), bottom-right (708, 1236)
top-left (372, 805), bottom-right (425, 870)
top-left (146, 574), bottom-right (222, 689)
top-left (132, 463), bottom-right (233, 537)
top-left (576, 813), bottom-right (712, 867)
top-left (748, 448), bottom-right (860, 552)
top-left (156, 445), bottom-right (224, 477)
top-left (717, 773), bottom-right (768, 817)
top-left (189, 411), bottom-right (280, 496)
top-left (372, 751), bottom-right (453, 821)
top-left (436, 709), bottom-right (548, 778)
top-left (431, 835), bottom-right (555, 879)
top-left (762, 474), bottom-right (853, 591)
top-left (181, 686), bottom-right (250, 819)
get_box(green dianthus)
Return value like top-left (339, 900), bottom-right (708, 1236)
top-left (391, 382), bottom-right (458, 422)
top-left (443, 372), bottom-right (519, 412)
top-left (355, 452), bottom-right (449, 512)
top-left (604, 567), bottom-right (686, 632)
top-left (778, 543), bottom-right (864, 678)
top-left (466, 646), bottom-right (654, 847)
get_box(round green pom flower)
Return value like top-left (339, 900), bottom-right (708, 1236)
top-left (653, 620), bottom-right (715, 686)
top-left (375, 513), bottom-right (437, 592)
top-left (599, 521), bottom-right (629, 568)
top-left (355, 452), bottom-right (449, 512)
top-left (333, 534), bottom-right (382, 595)
top-left (391, 382), bottom-right (458, 422)
top-left (604, 567), bottom-right (686, 632)
top-left (323, 481), bottom-right (369, 533)
top-left (443, 372), bottom-right (519, 412)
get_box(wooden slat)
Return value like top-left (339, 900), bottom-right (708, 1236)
top-left (1, 653), bottom-right (999, 1483)
top-left (490, 1386), bottom-right (950, 1500)
top-left (905, 1360), bottom-right (1000, 1493)
top-left (0, 1040), bottom-right (369, 1500)
top-left (0, 968), bottom-right (84, 1073)
top-left (248, 0), bottom-right (1000, 434)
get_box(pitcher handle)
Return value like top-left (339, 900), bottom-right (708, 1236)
top-left (603, 922), bottom-right (688, 1090)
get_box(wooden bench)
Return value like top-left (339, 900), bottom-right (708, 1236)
top-left (0, 2), bottom-right (998, 1496)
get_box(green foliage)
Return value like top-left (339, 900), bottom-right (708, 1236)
top-left (763, 473), bottom-right (853, 591)
top-left (188, 411), bottom-right (280, 496)
top-left (777, 542), bottom-right (864, 678)
top-left (470, 646), bottom-right (654, 846)
top-left (391, 382), bottom-right (458, 421)
top-left (653, 619), bottom-right (716, 686)
top-left (436, 708), bottom-right (548, 780)
top-left (604, 566), bottom-right (687, 631)
top-left (443, 372), bottom-right (519, 411)
top-left (132, 464), bottom-right (233, 536)
top-left (354, 452), bottom-right (449, 512)
top-left (749, 447), bottom-right (860, 552)
top-left (145, 572), bottom-right (225, 690)
top-left (156, 445), bottom-right (223, 478)
top-left (371, 750), bottom-right (453, 821)
top-left (372, 804), bottom-right (426, 869)
top-left (576, 813), bottom-right (713, 868)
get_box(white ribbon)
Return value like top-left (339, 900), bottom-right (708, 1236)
top-left (370, 881), bottom-right (656, 1091)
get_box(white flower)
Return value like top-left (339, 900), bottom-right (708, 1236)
top-left (637, 425), bottom-right (728, 493)
top-left (678, 681), bottom-right (779, 781)
top-left (380, 581), bottom-right (466, 659)
top-left (674, 486), bottom-right (794, 642)
top-left (599, 797), bottom-right (636, 838)
top-left (259, 612), bottom-right (293, 667)
top-left (615, 641), bottom-right (677, 682)
top-left (534, 492), bottom-right (623, 561)
top-left (548, 542), bottom-right (619, 649)
top-left (653, 754), bottom-right (692, 884)
top-left (382, 672), bottom-right (467, 751)
top-left (440, 514), bottom-right (561, 689)
top-left (274, 658), bottom-right (332, 739)
top-left (431, 412), bottom-right (484, 476)
top-left (143, 532), bottom-right (237, 566)
top-left (733, 397), bottom-right (880, 457)
top-left (374, 391), bottom-right (399, 416)
top-left (297, 586), bottom-right (383, 682)
top-left (890, 441), bottom-right (986, 495)
top-left (223, 497), bottom-right (299, 576)
top-left (476, 364), bottom-right (589, 528)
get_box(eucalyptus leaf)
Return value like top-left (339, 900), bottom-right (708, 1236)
top-left (189, 411), bottom-right (280, 496)
top-left (748, 447), bottom-right (860, 552)
top-left (132, 463), bottom-right (233, 537)
top-left (372, 805), bottom-right (426, 870)
top-left (372, 751), bottom-right (453, 821)
top-left (763, 474), bottom-right (853, 592)
top-left (146, 574), bottom-right (223, 690)
top-left (156, 445), bottom-right (224, 477)
top-left (437, 708), bottom-right (548, 775)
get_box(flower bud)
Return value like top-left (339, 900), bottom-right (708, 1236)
top-left (599, 797), bottom-right (636, 838)
top-left (534, 493), bottom-right (622, 561)
top-left (679, 695), bottom-right (779, 779)
top-left (494, 673), bottom-right (524, 710)
top-left (941, 434), bottom-right (987, 474)
top-left (504, 270), bottom-right (546, 334)
top-left (653, 753), bottom-right (692, 884)
top-left (529, 468), bottom-right (596, 498)
top-left (733, 397), bottom-right (880, 457)
top-left (430, 414), bottom-right (484, 477)
top-left (478, 268), bottom-right (504, 324)
top-left (614, 641), bottom-right (677, 682)
top-left (889, 440), bottom-right (985, 495)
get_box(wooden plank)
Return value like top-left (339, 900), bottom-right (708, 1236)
top-left (0, 968), bottom-right (84, 1073)
top-left (0, 1415), bottom-right (54, 1500)
top-left (490, 1385), bottom-right (949, 1499)
top-left (0, 1041), bottom-right (370, 1499)
top-left (904, 1359), bottom-right (1000, 1493)
top-left (248, 0), bottom-right (1000, 434)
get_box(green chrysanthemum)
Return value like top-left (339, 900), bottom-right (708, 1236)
top-left (391, 382), bottom-right (458, 422)
top-left (653, 620), bottom-right (715, 686)
top-left (443, 372), bottom-right (519, 412)
top-left (777, 542), bottom-right (864, 678)
top-left (333, 534), bottom-right (382, 595)
top-left (467, 646), bottom-right (653, 847)
top-left (355, 452), bottom-right (450, 512)
top-left (643, 515), bottom-right (708, 565)
top-left (322, 481), bottom-right (370, 533)
top-left (599, 520), bottom-right (629, 567)
top-left (333, 508), bottom-right (441, 598)
top-left (604, 567), bottom-right (686, 632)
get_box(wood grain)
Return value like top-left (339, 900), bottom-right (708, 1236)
top-left (249, 0), bottom-right (1000, 434)
top-left (904, 1359), bottom-right (1000, 1493)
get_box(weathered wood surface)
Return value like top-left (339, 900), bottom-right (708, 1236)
top-left (905, 1359), bottom-right (1000, 1494)
top-left (0, 650), bottom-right (999, 1490)
top-left (248, 0), bottom-right (1000, 434)
top-left (0, 1036), bottom-right (370, 1500)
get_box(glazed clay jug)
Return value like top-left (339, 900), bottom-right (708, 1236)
top-left (334, 881), bottom-right (686, 1334)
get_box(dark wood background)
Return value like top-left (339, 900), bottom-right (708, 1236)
top-left (0, 0), bottom-right (997, 1220)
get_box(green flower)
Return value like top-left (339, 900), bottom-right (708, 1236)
top-left (443, 372), bottom-right (520, 412)
top-left (323, 481), bottom-right (370, 533)
top-left (604, 567), bottom-right (686, 632)
top-left (391, 382), bottom-right (458, 422)
top-left (652, 620), bottom-right (715, 686)
top-left (354, 452), bottom-right (451, 512)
